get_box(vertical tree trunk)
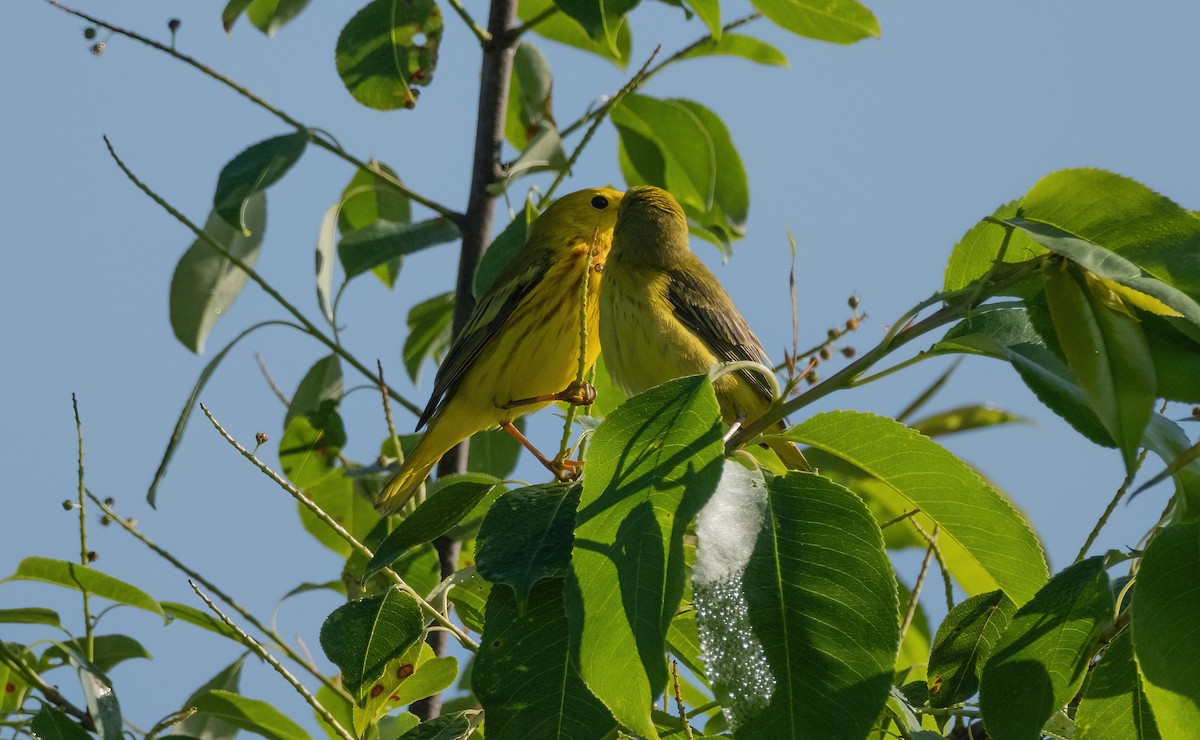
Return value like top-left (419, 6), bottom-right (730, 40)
top-left (411, 0), bottom-right (518, 720)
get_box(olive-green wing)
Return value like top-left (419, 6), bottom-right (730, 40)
top-left (666, 261), bottom-right (775, 403)
top-left (417, 256), bottom-right (549, 429)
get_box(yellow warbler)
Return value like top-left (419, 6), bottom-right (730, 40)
top-left (375, 187), bottom-right (623, 514)
top-left (599, 185), bottom-right (807, 469)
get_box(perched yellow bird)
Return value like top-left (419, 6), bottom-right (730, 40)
top-left (599, 185), bottom-right (807, 470)
top-left (376, 187), bottom-right (624, 514)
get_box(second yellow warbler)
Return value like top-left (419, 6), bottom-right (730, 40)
top-left (599, 185), bottom-right (806, 469)
top-left (375, 187), bottom-right (623, 514)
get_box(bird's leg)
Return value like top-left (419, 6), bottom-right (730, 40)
top-left (723, 409), bottom-right (748, 444)
top-left (500, 421), bottom-right (583, 482)
top-left (502, 379), bottom-right (597, 410)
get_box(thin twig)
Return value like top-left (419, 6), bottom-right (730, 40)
top-left (558, 13), bottom-right (764, 140)
top-left (880, 509), bottom-right (919, 530)
top-left (199, 404), bottom-right (479, 651)
top-left (670, 660), bottom-right (695, 740)
top-left (0, 647), bottom-right (94, 731)
top-left (102, 136), bottom-right (422, 418)
top-left (1075, 448), bottom-right (1150, 563)
top-left (255, 353), bottom-right (290, 407)
top-left (541, 49), bottom-right (658, 205)
top-left (555, 229), bottom-right (600, 462)
top-left (189, 582), bottom-right (356, 740)
top-left (86, 492), bottom-right (351, 702)
top-left (44, 0), bottom-right (463, 225)
top-left (71, 395), bottom-right (95, 662)
top-left (508, 5), bottom-right (557, 39)
top-left (900, 527), bottom-right (937, 641)
top-left (912, 518), bottom-right (955, 612)
top-left (144, 708), bottom-right (197, 740)
top-left (445, 0), bottom-right (490, 44)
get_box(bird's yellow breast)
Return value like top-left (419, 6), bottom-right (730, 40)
top-left (450, 242), bottom-right (605, 427)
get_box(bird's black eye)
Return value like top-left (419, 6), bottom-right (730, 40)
top-left (591, 195), bottom-right (609, 209)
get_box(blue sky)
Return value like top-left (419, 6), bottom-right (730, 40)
top-left (5, 0), bottom-right (1198, 731)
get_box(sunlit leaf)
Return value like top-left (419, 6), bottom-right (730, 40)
top-left (5, 557), bottom-right (165, 618)
top-left (335, 0), bottom-right (444, 110)
top-left (319, 587), bottom-right (425, 699)
top-left (748, 0), bottom-right (878, 44)
top-left (191, 690), bottom-right (310, 740)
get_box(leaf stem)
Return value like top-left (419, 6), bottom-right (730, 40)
top-left (102, 136), bottom-right (422, 417)
top-left (199, 404), bottom-right (479, 652)
top-left (446, 0), bottom-right (491, 44)
top-left (189, 582), bottom-right (357, 740)
top-left (43, 0), bottom-right (463, 225)
top-left (1075, 448), bottom-right (1149, 563)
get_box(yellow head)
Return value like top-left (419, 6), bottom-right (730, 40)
top-left (528, 187), bottom-right (625, 256)
top-left (610, 185), bottom-right (691, 269)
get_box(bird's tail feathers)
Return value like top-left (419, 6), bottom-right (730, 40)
top-left (375, 434), bottom-right (446, 515)
top-left (767, 438), bottom-right (810, 472)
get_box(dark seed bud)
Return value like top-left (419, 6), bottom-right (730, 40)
top-left (1193, 405), bottom-right (1200, 418)
top-left (848, 294), bottom-right (860, 310)
top-left (87, 551), bottom-right (98, 562)
top-left (255, 432), bottom-right (269, 445)
top-left (819, 347), bottom-right (832, 361)
top-left (62, 500), bottom-right (75, 511)
top-left (846, 317), bottom-right (860, 331)
top-left (168, 18), bottom-right (181, 31)
top-left (806, 372), bottom-right (820, 386)
top-left (827, 328), bottom-right (839, 341)
top-left (83, 27), bottom-right (97, 40)
top-left (104, 497), bottom-right (114, 506)
top-left (99, 515), bottom-right (112, 526)
top-left (841, 347), bottom-right (857, 358)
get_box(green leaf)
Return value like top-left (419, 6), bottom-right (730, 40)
top-left (31, 706), bottom-right (93, 740)
top-left (447, 570), bottom-right (490, 634)
top-left (245, 0), bottom-right (312, 36)
top-left (1021, 168), bottom-right (1200, 307)
top-left (1044, 259), bottom-right (1156, 470)
top-left (148, 321), bottom-right (283, 506)
top-left (943, 200), bottom-right (1046, 293)
top-left (980, 558), bottom-right (1114, 740)
top-left (350, 643), bottom-right (451, 733)
top-left (507, 127), bottom-right (569, 178)
top-left (403, 291), bottom-right (456, 384)
top-left (286, 355), bottom-right (344, 429)
top-left (169, 194), bottom-right (266, 354)
top-left (520, 0), bottom-right (631, 66)
top-left (366, 474), bottom-right (501, 577)
top-left (0, 644), bottom-right (33, 712)
top-left (161, 601), bottom-right (238, 640)
top-left (335, 0), bottom-right (444, 110)
top-left (191, 690), bottom-right (310, 740)
top-left (680, 33), bottom-right (789, 66)
top-left (776, 411), bottom-right (1049, 604)
top-left (475, 580), bottom-right (615, 739)
top-left (320, 588), bottom-right (425, 699)
top-left (1076, 629), bottom-right (1161, 740)
top-left (934, 307), bottom-right (1115, 446)
top-left (476, 483), bottom-right (579, 610)
top-left (550, 0), bottom-right (638, 55)
top-left (214, 133), bottom-right (307, 235)
top-left (909, 404), bottom-right (1033, 438)
top-left (279, 401), bottom-right (346, 489)
top-left (926, 590), bottom-right (1016, 708)
top-left (176, 657), bottom-right (246, 740)
top-left (43, 635), bottom-right (150, 674)
top-left (66, 649), bottom-right (123, 740)
top-left (1140, 414), bottom-right (1200, 517)
top-left (222, 0), bottom-right (255, 32)
top-left (0, 607), bottom-right (60, 627)
top-left (1008, 217), bottom-right (1200, 327)
top-left (614, 94), bottom-right (749, 249)
top-left (682, 0), bottom-right (720, 37)
top-left (339, 217), bottom-right (461, 280)
top-left (5, 557), bottom-right (165, 618)
top-left (396, 711), bottom-right (480, 739)
top-left (565, 375), bottom-right (725, 738)
top-left (338, 161), bottom-right (413, 289)
top-left (506, 42), bottom-right (556, 151)
top-left (1132, 521), bottom-right (1200, 737)
top-left (693, 465), bottom-right (897, 738)
top-left (315, 202), bottom-right (338, 322)
top-left (666, 610), bottom-right (705, 679)
top-left (299, 468), bottom-right (380, 559)
top-left (474, 200), bottom-right (535, 298)
top-left (590, 352), bottom-right (627, 418)
top-left (747, 0), bottom-right (878, 44)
